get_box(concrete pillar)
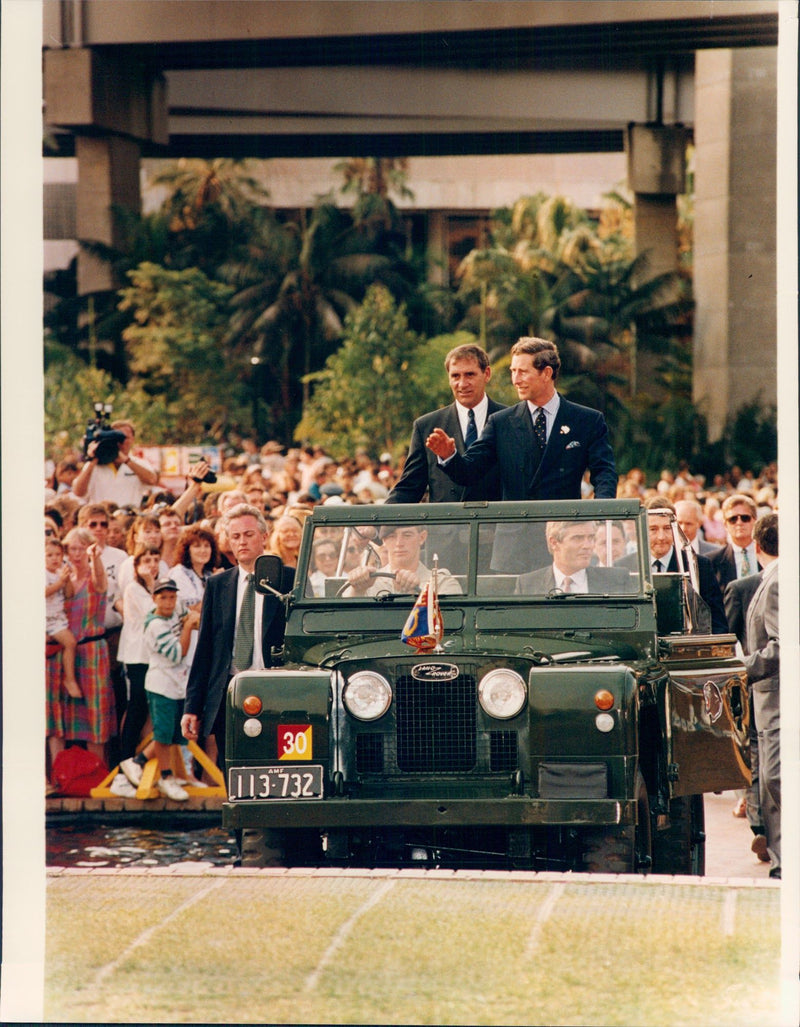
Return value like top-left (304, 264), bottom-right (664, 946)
top-left (627, 123), bottom-right (689, 278)
top-left (693, 48), bottom-right (777, 440)
top-left (625, 123), bottom-right (689, 395)
top-left (426, 211), bottom-right (448, 287)
top-left (75, 135), bottom-right (142, 294)
top-left (44, 46), bottom-right (168, 294)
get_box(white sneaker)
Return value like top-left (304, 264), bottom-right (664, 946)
top-left (157, 775), bottom-right (189, 801)
top-left (110, 774), bottom-right (137, 798)
top-left (120, 757), bottom-right (144, 787)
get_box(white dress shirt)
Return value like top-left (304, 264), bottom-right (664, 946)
top-left (233, 566), bottom-right (266, 671)
top-left (455, 395), bottom-right (489, 442)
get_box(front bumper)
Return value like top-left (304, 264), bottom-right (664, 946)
top-left (223, 796), bottom-right (635, 830)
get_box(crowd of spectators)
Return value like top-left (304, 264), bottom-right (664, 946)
top-left (44, 427), bottom-right (779, 796)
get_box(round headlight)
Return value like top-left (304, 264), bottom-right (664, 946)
top-left (479, 669), bottom-right (527, 719)
top-left (243, 717), bottom-right (263, 737)
top-left (344, 671), bottom-right (392, 721)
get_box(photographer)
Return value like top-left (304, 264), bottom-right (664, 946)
top-left (73, 418), bottom-right (158, 507)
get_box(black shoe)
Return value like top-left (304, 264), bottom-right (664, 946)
top-left (769, 867), bottom-right (781, 879)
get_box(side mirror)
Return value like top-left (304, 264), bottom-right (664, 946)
top-left (254, 554), bottom-right (285, 595)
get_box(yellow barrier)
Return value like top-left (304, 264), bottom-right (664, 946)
top-left (91, 736), bottom-right (226, 799)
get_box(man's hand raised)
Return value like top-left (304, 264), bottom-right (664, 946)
top-left (426, 427), bottom-right (456, 460)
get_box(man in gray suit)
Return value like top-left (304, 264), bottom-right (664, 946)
top-left (742, 513), bottom-right (780, 878)
top-left (516, 520), bottom-right (633, 595)
top-left (725, 570), bottom-right (769, 860)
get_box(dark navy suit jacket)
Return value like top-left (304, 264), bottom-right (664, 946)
top-left (618, 548), bottom-right (729, 634)
top-left (184, 567), bottom-right (285, 737)
top-left (708, 543), bottom-right (762, 593)
top-left (724, 571), bottom-right (762, 646)
top-left (386, 398), bottom-right (505, 504)
top-left (440, 396), bottom-right (618, 501)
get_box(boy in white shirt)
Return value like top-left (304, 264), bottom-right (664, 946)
top-left (119, 579), bottom-right (200, 800)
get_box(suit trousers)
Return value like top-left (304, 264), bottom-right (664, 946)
top-left (754, 691), bottom-right (780, 868)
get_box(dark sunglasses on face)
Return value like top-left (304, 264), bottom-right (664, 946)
top-left (726, 514), bottom-right (753, 524)
top-left (88, 520), bottom-right (109, 528)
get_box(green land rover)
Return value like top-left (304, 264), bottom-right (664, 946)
top-left (222, 499), bottom-right (750, 873)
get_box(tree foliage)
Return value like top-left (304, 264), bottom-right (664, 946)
top-left (295, 285), bottom-right (426, 458)
top-left (117, 262), bottom-right (248, 442)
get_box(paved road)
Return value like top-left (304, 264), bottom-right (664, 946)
top-left (704, 789), bottom-right (772, 879)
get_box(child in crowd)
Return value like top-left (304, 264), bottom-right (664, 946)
top-left (45, 537), bottom-right (81, 698)
top-left (119, 578), bottom-right (200, 800)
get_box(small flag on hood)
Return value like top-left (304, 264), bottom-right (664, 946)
top-left (401, 556), bottom-right (443, 652)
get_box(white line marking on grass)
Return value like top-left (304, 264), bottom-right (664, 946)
top-left (524, 882), bottom-right (567, 958)
top-left (304, 879), bottom-right (396, 992)
top-left (721, 890), bottom-right (738, 936)
top-left (91, 878), bottom-right (227, 988)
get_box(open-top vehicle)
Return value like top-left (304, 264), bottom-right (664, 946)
top-left (223, 499), bottom-right (750, 873)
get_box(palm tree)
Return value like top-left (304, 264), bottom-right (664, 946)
top-left (221, 162), bottom-right (423, 440)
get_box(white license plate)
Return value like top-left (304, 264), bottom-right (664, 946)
top-left (228, 765), bottom-right (323, 801)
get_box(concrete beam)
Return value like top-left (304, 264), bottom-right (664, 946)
top-left (44, 47), bottom-right (168, 145)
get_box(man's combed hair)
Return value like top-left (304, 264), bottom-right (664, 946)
top-left (444, 343), bottom-right (490, 372)
top-left (753, 512), bottom-right (778, 556)
top-left (510, 337), bottom-right (561, 380)
top-left (223, 502), bottom-right (268, 534)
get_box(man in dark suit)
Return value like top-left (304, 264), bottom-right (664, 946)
top-left (618, 497), bottom-right (728, 634)
top-left (516, 520), bottom-right (634, 595)
top-left (724, 572), bottom-right (762, 647)
top-left (386, 343), bottom-right (504, 504)
top-left (425, 337), bottom-right (618, 503)
top-left (675, 498), bottom-right (721, 557)
top-left (182, 504), bottom-right (285, 768)
top-left (707, 494), bottom-right (761, 591)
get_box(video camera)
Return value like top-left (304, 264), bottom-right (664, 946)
top-left (82, 402), bottom-right (127, 465)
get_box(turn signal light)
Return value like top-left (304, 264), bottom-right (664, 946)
top-left (594, 689), bottom-right (614, 711)
top-left (243, 695), bottom-right (263, 716)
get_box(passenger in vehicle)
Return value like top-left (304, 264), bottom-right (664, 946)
top-left (307, 539), bottom-right (340, 597)
top-left (593, 521), bottom-right (627, 566)
top-left (516, 520), bottom-right (633, 595)
top-left (344, 525), bottom-right (462, 596)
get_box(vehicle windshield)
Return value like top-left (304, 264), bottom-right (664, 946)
top-left (301, 515), bottom-right (642, 599)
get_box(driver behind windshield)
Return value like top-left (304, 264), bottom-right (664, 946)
top-left (344, 525), bottom-right (462, 596)
top-left (516, 520), bottom-right (633, 595)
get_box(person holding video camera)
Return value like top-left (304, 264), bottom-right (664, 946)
top-left (73, 416), bottom-right (158, 508)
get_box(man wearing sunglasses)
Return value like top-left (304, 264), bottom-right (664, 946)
top-left (708, 494), bottom-right (761, 591)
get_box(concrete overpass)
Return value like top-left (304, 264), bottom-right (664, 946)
top-left (42, 0), bottom-right (782, 438)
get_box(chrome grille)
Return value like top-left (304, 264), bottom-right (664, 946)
top-left (395, 672), bottom-right (477, 772)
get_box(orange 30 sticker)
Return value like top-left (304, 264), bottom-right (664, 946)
top-left (278, 724), bottom-right (312, 760)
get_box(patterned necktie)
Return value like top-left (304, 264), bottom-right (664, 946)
top-left (233, 573), bottom-right (255, 671)
top-left (533, 407), bottom-right (547, 450)
top-left (464, 408), bottom-right (478, 449)
top-left (740, 548), bottom-right (751, 577)
top-left (562, 576), bottom-right (573, 593)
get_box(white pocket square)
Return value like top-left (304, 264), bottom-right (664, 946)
top-left (565, 440), bottom-right (581, 449)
